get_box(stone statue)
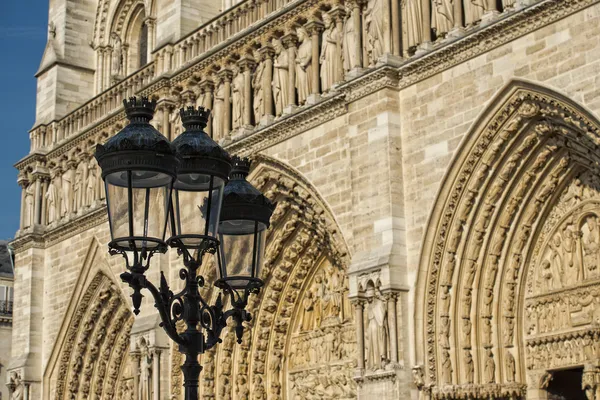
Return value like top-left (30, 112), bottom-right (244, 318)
top-left (439, 316), bottom-right (450, 349)
top-left (9, 371), bottom-right (24, 400)
top-left (46, 172), bottom-right (60, 223)
top-left (402, 0), bottom-right (424, 48)
top-left (138, 341), bottom-right (152, 400)
top-left (111, 32), bottom-right (122, 75)
top-left (61, 164), bottom-right (74, 216)
top-left (231, 67), bottom-right (244, 129)
top-left (86, 160), bottom-right (97, 206)
top-left (320, 13), bottom-right (342, 91)
top-left (272, 39), bottom-right (289, 116)
top-left (342, 4), bottom-right (357, 72)
top-left (440, 349), bottom-right (452, 384)
top-left (235, 375), bottom-right (249, 399)
top-left (461, 317), bottom-right (472, 346)
top-left (213, 80), bottom-right (225, 139)
top-left (364, 0), bottom-right (385, 65)
top-left (365, 287), bottom-right (388, 369)
top-left (431, 0), bottom-right (453, 38)
top-left (562, 219), bottom-right (582, 285)
top-left (270, 348), bottom-right (283, 385)
top-left (505, 350), bottom-right (516, 382)
top-left (464, 0), bottom-right (485, 26)
top-left (295, 27), bottom-right (312, 105)
top-left (484, 349), bottom-right (495, 383)
top-left (581, 215), bottom-right (599, 278)
top-left (481, 317), bottom-right (492, 344)
top-left (24, 182), bottom-right (35, 228)
top-left (464, 350), bottom-right (474, 383)
top-left (253, 50), bottom-right (265, 123)
top-left (74, 160), bottom-right (87, 212)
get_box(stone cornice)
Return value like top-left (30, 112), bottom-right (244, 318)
top-left (14, 0), bottom-right (600, 174)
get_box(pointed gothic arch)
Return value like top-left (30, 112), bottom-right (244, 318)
top-left (169, 155), bottom-right (355, 399)
top-left (44, 238), bottom-right (135, 400)
top-left (414, 79), bottom-right (600, 398)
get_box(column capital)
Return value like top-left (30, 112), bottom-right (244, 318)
top-left (237, 54), bottom-right (257, 71)
top-left (257, 44), bottom-right (276, 61)
top-left (199, 78), bottom-right (215, 92)
top-left (328, 5), bottom-right (346, 22)
top-left (281, 32), bottom-right (298, 49)
top-left (217, 68), bottom-right (233, 82)
top-left (305, 20), bottom-right (324, 35)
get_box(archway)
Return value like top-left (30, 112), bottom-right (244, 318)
top-left (414, 80), bottom-right (600, 398)
top-left (169, 155), bottom-right (355, 399)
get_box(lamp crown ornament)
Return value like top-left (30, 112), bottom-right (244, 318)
top-left (123, 96), bottom-right (157, 123)
top-left (180, 106), bottom-right (210, 130)
top-left (230, 155), bottom-right (251, 179)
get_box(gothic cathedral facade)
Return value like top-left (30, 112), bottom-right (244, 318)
top-left (8, 0), bottom-right (600, 398)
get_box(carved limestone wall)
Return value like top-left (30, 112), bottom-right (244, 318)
top-left (414, 81), bottom-right (600, 399)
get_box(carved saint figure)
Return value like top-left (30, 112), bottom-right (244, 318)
top-left (299, 289), bottom-right (315, 331)
top-left (111, 33), bottom-right (123, 75)
top-left (484, 349), bottom-right (495, 383)
top-left (464, 0), bottom-right (485, 26)
top-left (252, 52), bottom-right (264, 124)
top-left (464, 350), bottom-right (474, 383)
top-left (320, 13), bottom-right (342, 92)
top-left (431, 0), bottom-right (453, 38)
top-left (212, 81), bottom-right (225, 139)
top-left (562, 218), bottom-right (582, 285)
top-left (86, 160), bottom-right (97, 206)
top-left (505, 350), bottom-right (516, 382)
top-left (365, 287), bottom-right (388, 369)
top-left (295, 27), bottom-right (312, 104)
top-left (74, 160), bottom-right (87, 212)
top-left (9, 371), bottom-right (24, 400)
top-left (61, 164), bottom-right (74, 216)
top-left (272, 39), bottom-right (289, 116)
top-left (342, 4), bottom-right (357, 72)
top-left (440, 349), bottom-right (452, 384)
top-left (364, 0), bottom-right (385, 65)
top-left (231, 67), bottom-right (244, 129)
top-left (46, 170), bottom-right (61, 223)
top-left (24, 182), bottom-right (35, 228)
top-left (581, 215), bottom-right (599, 279)
top-left (402, 0), bottom-right (424, 49)
top-left (138, 341), bottom-right (152, 400)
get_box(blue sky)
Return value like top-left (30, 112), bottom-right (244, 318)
top-left (0, 2), bottom-right (47, 239)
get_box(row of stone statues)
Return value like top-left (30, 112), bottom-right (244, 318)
top-left (20, 156), bottom-right (106, 230)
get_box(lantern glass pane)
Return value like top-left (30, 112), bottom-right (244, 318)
top-left (218, 220), bottom-right (266, 289)
top-left (105, 170), bottom-right (172, 250)
top-left (170, 176), bottom-right (225, 247)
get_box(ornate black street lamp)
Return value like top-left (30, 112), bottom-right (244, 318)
top-left (95, 97), bottom-right (275, 400)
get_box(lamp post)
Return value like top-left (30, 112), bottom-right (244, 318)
top-left (95, 97), bottom-right (275, 400)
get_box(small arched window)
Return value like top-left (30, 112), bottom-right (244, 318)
top-left (139, 22), bottom-right (148, 67)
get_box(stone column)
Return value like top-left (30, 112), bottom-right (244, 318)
top-left (131, 352), bottom-right (141, 398)
top-left (152, 349), bottom-right (161, 400)
top-left (104, 48), bottom-right (112, 89)
top-left (282, 30), bottom-right (298, 114)
top-left (258, 44), bottom-right (275, 125)
top-left (416, 0), bottom-right (432, 53)
top-left (390, 0), bottom-right (400, 56)
top-left (385, 293), bottom-right (398, 363)
top-left (123, 44), bottom-right (130, 76)
top-left (199, 79), bottom-right (214, 136)
top-left (238, 55), bottom-right (256, 128)
top-left (218, 69), bottom-right (233, 138)
top-left (353, 300), bottom-right (365, 372)
top-left (305, 20), bottom-right (323, 104)
top-left (481, 0), bottom-right (500, 25)
top-left (33, 176), bottom-right (42, 225)
top-left (18, 176), bottom-right (28, 230)
top-left (582, 363), bottom-right (600, 400)
top-left (526, 371), bottom-right (551, 400)
top-left (97, 49), bottom-right (104, 93)
top-left (146, 18), bottom-right (156, 62)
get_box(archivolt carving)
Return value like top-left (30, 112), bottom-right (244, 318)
top-left (51, 272), bottom-right (134, 400)
top-left (169, 155), bottom-right (351, 399)
top-left (415, 80), bottom-right (600, 395)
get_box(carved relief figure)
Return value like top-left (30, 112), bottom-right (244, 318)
top-left (111, 32), bottom-right (123, 75)
top-left (402, 0), bottom-right (423, 49)
top-left (365, 286), bottom-right (388, 369)
top-left (74, 160), bottom-right (87, 212)
top-left (213, 80), bottom-right (225, 139)
top-left (440, 349), bottom-right (452, 384)
top-left (464, 0), bottom-right (485, 25)
top-left (295, 27), bottom-right (312, 104)
top-left (464, 350), bottom-right (474, 383)
top-left (484, 349), bottom-right (495, 383)
top-left (138, 341), bottom-right (152, 400)
top-left (9, 371), bottom-right (24, 400)
top-left (231, 67), bottom-right (244, 129)
top-left (320, 13), bottom-right (342, 91)
top-left (505, 350), bottom-right (516, 382)
top-left (24, 182), bottom-right (35, 227)
top-left (563, 218), bottom-right (582, 285)
top-left (364, 0), bottom-right (385, 64)
top-left (87, 159), bottom-right (98, 206)
top-left (342, 4), bottom-right (357, 72)
top-left (272, 39), bottom-right (289, 116)
top-left (581, 215), bottom-right (599, 279)
top-left (431, 0), bottom-right (453, 38)
top-left (46, 170), bottom-right (60, 223)
top-left (61, 163), bottom-right (74, 216)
